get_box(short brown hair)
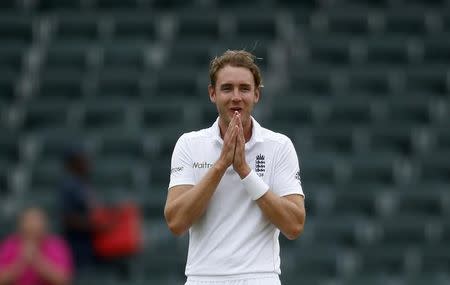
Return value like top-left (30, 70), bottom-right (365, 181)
top-left (209, 50), bottom-right (263, 88)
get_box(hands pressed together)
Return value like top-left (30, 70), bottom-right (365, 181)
top-left (218, 111), bottom-right (251, 178)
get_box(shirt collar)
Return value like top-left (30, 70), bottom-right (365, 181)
top-left (211, 116), bottom-right (264, 146)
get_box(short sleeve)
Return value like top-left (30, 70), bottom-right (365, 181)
top-left (271, 138), bottom-right (304, 197)
top-left (168, 134), bottom-right (195, 189)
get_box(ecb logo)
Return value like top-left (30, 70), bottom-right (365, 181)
top-left (255, 154), bottom-right (265, 177)
top-left (295, 170), bottom-right (301, 184)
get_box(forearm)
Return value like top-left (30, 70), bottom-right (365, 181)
top-left (256, 192), bottom-right (305, 240)
top-left (32, 256), bottom-right (70, 285)
top-left (0, 260), bottom-right (26, 285)
top-left (165, 160), bottom-right (228, 235)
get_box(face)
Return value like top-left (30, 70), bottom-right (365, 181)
top-left (208, 65), bottom-right (260, 128)
top-left (20, 208), bottom-right (48, 242)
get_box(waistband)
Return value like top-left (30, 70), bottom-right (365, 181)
top-left (187, 273), bottom-right (279, 282)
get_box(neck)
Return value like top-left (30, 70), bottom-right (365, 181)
top-left (219, 116), bottom-right (253, 143)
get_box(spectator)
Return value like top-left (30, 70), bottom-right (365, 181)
top-left (59, 146), bottom-right (96, 270)
top-left (0, 207), bottom-right (73, 285)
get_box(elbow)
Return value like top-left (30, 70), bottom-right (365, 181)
top-left (284, 223), bottom-right (304, 240)
top-left (164, 207), bottom-right (188, 236)
top-left (166, 220), bottom-right (188, 236)
top-left (284, 212), bottom-right (306, 240)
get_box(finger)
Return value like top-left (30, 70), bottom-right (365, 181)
top-left (226, 112), bottom-right (239, 135)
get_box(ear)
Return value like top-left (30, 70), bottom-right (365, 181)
top-left (208, 84), bottom-right (216, 103)
top-left (254, 87), bottom-right (261, 104)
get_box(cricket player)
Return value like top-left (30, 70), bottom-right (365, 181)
top-left (165, 50), bottom-right (306, 285)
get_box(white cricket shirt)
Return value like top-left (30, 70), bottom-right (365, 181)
top-left (169, 117), bottom-right (304, 276)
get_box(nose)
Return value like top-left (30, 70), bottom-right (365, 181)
top-left (231, 88), bottom-right (242, 102)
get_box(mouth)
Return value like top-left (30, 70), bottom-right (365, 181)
top-left (229, 107), bottom-right (242, 114)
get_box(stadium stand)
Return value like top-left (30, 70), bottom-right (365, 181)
top-left (0, 0), bottom-right (449, 284)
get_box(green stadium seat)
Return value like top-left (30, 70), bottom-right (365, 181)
top-left (37, 132), bottom-right (84, 162)
top-left (0, 72), bottom-right (16, 104)
top-left (341, 274), bottom-right (397, 285)
top-left (36, 0), bottom-right (85, 11)
top-left (97, 132), bottom-right (144, 163)
top-left (346, 154), bottom-right (395, 185)
top-left (153, 69), bottom-right (199, 98)
top-left (322, 100), bottom-right (373, 126)
top-left (422, 38), bottom-right (450, 64)
top-left (369, 124), bottom-right (413, 155)
top-left (288, 69), bottom-right (332, 95)
top-left (212, 38), bottom-right (271, 70)
top-left (307, 216), bottom-right (360, 247)
top-left (364, 38), bottom-right (409, 65)
top-left (0, 15), bottom-right (33, 45)
top-left (29, 160), bottom-right (63, 194)
top-left (0, 167), bottom-right (9, 196)
top-left (311, 126), bottom-right (353, 154)
top-left (404, 272), bottom-right (450, 285)
top-left (419, 154), bottom-right (450, 183)
top-left (435, 126), bottom-right (450, 151)
top-left (141, 103), bottom-right (187, 136)
top-left (234, 14), bottom-right (278, 41)
top-left (43, 43), bottom-right (90, 73)
top-left (94, 0), bottom-right (139, 10)
top-left (301, 153), bottom-right (335, 185)
top-left (151, 0), bottom-right (191, 10)
top-left (82, 100), bottom-right (128, 130)
top-left (0, 44), bottom-right (25, 73)
top-left (421, 245), bottom-right (450, 273)
top-left (393, 189), bottom-right (444, 217)
top-left (37, 70), bottom-right (85, 100)
top-left (176, 14), bottom-right (220, 41)
top-left (383, 9), bottom-right (427, 36)
top-left (405, 68), bottom-right (448, 95)
top-left (91, 162), bottom-right (138, 198)
top-left (288, 244), bottom-right (339, 278)
top-left (167, 40), bottom-right (213, 68)
top-left (96, 70), bottom-right (142, 99)
top-left (356, 244), bottom-right (406, 275)
top-left (271, 99), bottom-right (314, 127)
top-left (306, 38), bottom-right (350, 66)
top-left (0, 0), bottom-right (449, 283)
top-left (113, 15), bottom-right (157, 42)
top-left (101, 44), bottom-right (146, 72)
top-left (325, 8), bottom-right (371, 35)
top-left (0, 133), bottom-right (20, 166)
top-left (376, 216), bottom-right (429, 246)
top-left (54, 14), bottom-right (100, 42)
top-left (149, 163), bottom-right (170, 187)
top-left (22, 101), bottom-right (71, 133)
top-left (346, 68), bottom-right (391, 95)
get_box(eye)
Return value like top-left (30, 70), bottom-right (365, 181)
top-left (241, 86), bottom-right (251, 92)
top-left (221, 85), bottom-right (232, 92)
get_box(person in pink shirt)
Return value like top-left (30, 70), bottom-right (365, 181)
top-left (0, 207), bottom-right (73, 285)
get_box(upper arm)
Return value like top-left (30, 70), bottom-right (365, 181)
top-left (169, 135), bottom-right (195, 189)
top-left (165, 185), bottom-right (194, 208)
top-left (272, 138), bottom-right (304, 197)
top-left (282, 194), bottom-right (305, 215)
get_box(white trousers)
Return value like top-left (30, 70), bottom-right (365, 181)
top-left (185, 273), bottom-right (281, 285)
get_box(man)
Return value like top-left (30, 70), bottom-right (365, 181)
top-left (59, 146), bottom-right (97, 269)
top-left (0, 207), bottom-right (73, 285)
top-left (164, 50), bottom-right (306, 285)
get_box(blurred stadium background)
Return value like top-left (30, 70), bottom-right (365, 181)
top-left (0, 0), bottom-right (450, 284)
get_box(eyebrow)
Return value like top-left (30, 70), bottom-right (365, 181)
top-left (220, 83), bottom-right (252, 88)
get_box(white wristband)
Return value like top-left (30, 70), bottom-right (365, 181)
top-left (241, 170), bottom-right (269, 200)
